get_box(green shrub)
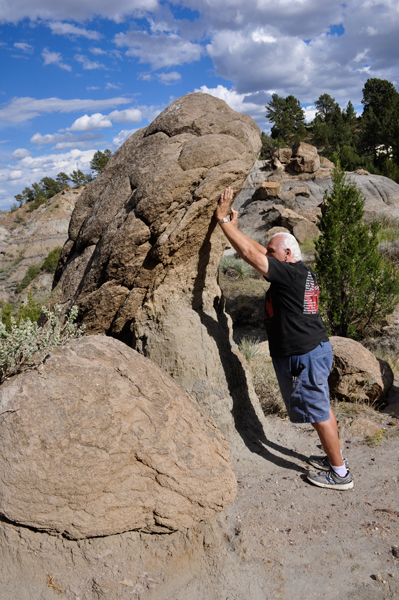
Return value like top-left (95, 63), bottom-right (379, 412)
top-left (16, 265), bottom-right (41, 293)
top-left (0, 305), bottom-right (85, 383)
top-left (315, 167), bottom-right (399, 338)
top-left (1, 292), bottom-right (42, 331)
top-left (251, 360), bottom-right (286, 417)
top-left (238, 336), bottom-right (261, 361)
top-left (41, 247), bottom-right (62, 273)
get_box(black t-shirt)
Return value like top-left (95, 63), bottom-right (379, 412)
top-left (264, 257), bottom-right (328, 357)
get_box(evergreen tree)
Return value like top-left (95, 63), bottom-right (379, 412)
top-left (315, 167), bottom-right (399, 339)
top-left (90, 149), bottom-right (112, 175)
top-left (360, 78), bottom-right (399, 163)
top-left (69, 169), bottom-right (93, 187)
top-left (265, 94), bottom-right (306, 144)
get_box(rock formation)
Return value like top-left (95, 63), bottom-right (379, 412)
top-left (54, 93), bottom-right (267, 452)
top-left (329, 336), bottom-right (393, 404)
top-left (0, 186), bottom-right (83, 305)
top-left (0, 335), bottom-right (237, 539)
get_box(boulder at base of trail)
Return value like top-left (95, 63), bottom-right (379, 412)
top-left (329, 336), bottom-right (393, 405)
top-left (0, 336), bottom-right (237, 540)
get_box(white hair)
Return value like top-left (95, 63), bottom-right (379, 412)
top-left (270, 232), bottom-right (302, 261)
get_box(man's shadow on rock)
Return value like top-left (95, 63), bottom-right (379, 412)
top-left (193, 223), bottom-right (308, 474)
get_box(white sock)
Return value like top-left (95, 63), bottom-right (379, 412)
top-left (331, 464), bottom-right (348, 478)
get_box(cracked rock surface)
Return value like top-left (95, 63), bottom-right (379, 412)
top-left (0, 336), bottom-right (237, 539)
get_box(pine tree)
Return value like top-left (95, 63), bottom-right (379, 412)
top-left (315, 167), bottom-right (399, 339)
top-left (265, 94), bottom-right (306, 144)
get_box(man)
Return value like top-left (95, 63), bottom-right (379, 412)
top-left (215, 187), bottom-right (353, 490)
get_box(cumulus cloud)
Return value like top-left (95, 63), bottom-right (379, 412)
top-left (42, 48), bottom-right (71, 71)
top-left (0, 96), bottom-right (132, 124)
top-left (108, 108), bottom-right (142, 122)
top-left (31, 132), bottom-right (104, 146)
top-left (106, 82), bottom-right (122, 90)
top-left (112, 128), bottom-right (139, 147)
top-left (47, 21), bottom-right (102, 40)
top-left (114, 29), bottom-right (203, 69)
top-left (8, 170), bottom-right (23, 180)
top-left (90, 47), bottom-right (107, 55)
top-left (14, 42), bottom-right (33, 53)
top-left (10, 148), bottom-right (31, 159)
top-left (195, 84), bottom-right (267, 122)
top-left (75, 54), bottom-right (105, 70)
top-left (0, 0), bottom-right (159, 24)
top-left (68, 113), bottom-right (113, 131)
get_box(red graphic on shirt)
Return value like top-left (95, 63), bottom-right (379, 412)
top-left (304, 271), bottom-right (319, 314)
top-left (265, 289), bottom-right (274, 320)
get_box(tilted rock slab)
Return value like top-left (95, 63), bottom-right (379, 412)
top-left (0, 336), bottom-right (237, 539)
top-left (54, 93), bottom-right (267, 450)
top-left (329, 336), bottom-right (393, 405)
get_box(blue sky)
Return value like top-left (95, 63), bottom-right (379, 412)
top-left (0, 0), bottom-right (398, 208)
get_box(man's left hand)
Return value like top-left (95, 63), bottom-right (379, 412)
top-left (215, 187), bottom-right (233, 222)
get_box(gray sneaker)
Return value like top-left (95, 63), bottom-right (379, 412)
top-left (307, 467), bottom-right (354, 490)
top-left (308, 455), bottom-right (349, 470)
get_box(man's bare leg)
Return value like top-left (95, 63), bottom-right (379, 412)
top-left (311, 408), bottom-right (344, 467)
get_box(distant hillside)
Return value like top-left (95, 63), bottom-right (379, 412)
top-left (0, 186), bottom-right (84, 307)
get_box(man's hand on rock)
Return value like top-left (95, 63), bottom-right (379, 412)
top-left (215, 187), bottom-right (234, 222)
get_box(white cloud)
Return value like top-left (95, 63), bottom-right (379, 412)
top-left (303, 105), bottom-right (317, 122)
top-left (14, 42), bottom-right (33, 53)
top-left (68, 113), bottom-right (113, 131)
top-left (31, 131), bottom-right (104, 146)
top-left (75, 54), bottom-right (105, 70)
top-left (0, 0), bottom-right (159, 24)
top-left (354, 49), bottom-right (369, 62)
top-left (114, 29), bottom-right (203, 69)
top-left (157, 71), bottom-right (181, 84)
top-left (90, 47), bottom-right (107, 55)
top-left (112, 128), bottom-right (139, 147)
top-left (48, 21), bottom-right (102, 40)
top-left (10, 148), bottom-right (31, 159)
top-left (108, 108), bottom-right (142, 122)
top-left (87, 86), bottom-right (100, 90)
top-left (0, 96), bottom-right (132, 124)
top-left (8, 170), bottom-right (23, 180)
top-left (42, 48), bottom-right (71, 71)
top-left (106, 82), bottom-right (121, 90)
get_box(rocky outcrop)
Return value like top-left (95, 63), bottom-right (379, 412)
top-left (0, 187), bottom-right (83, 305)
top-left (329, 336), bottom-right (393, 405)
top-left (0, 335), bottom-right (237, 539)
top-left (54, 93), bottom-right (267, 451)
top-left (289, 142), bottom-right (320, 174)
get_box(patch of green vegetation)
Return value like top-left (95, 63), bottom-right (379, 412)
top-left (16, 265), bottom-right (41, 293)
top-left (1, 291), bottom-right (42, 331)
top-left (219, 255), bottom-right (258, 279)
top-left (41, 247), bottom-right (62, 273)
top-left (238, 336), bottom-right (261, 361)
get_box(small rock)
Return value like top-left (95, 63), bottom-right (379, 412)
top-left (373, 573), bottom-right (383, 582)
top-left (392, 545), bottom-right (399, 558)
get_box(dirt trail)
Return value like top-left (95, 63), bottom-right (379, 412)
top-left (1, 401), bottom-right (399, 600)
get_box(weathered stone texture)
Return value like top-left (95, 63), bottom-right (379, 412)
top-left (0, 336), bottom-right (237, 539)
top-left (54, 93), bottom-right (266, 449)
top-left (329, 336), bottom-right (393, 404)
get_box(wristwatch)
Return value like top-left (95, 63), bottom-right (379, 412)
top-left (218, 216), bottom-right (231, 225)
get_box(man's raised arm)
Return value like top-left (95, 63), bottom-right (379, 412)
top-left (215, 187), bottom-right (270, 278)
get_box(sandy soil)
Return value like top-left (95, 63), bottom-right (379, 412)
top-left (1, 401), bottom-right (399, 600)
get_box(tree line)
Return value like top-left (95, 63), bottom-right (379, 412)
top-left (11, 149), bottom-right (112, 212)
top-left (261, 77), bottom-right (399, 183)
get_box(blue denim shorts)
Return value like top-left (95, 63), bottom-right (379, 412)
top-left (272, 341), bottom-right (333, 424)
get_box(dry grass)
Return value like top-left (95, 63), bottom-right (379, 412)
top-left (250, 355), bottom-right (287, 417)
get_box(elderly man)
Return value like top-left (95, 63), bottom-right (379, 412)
top-left (215, 187), bottom-right (353, 490)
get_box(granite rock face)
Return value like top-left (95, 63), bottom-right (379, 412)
top-left (0, 336), bottom-right (237, 539)
top-left (329, 336), bottom-right (393, 404)
top-left (54, 93), bottom-right (266, 449)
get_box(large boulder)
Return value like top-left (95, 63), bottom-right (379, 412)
top-left (329, 336), bottom-right (393, 404)
top-left (290, 142), bottom-right (320, 174)
top-left (53, 93), bottom-right (268, 452)
top-left (0, 336), bottom-right (237, 539)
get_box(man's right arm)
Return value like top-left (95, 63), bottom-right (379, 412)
top-left (215, 188), bottom-right (270, 278)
